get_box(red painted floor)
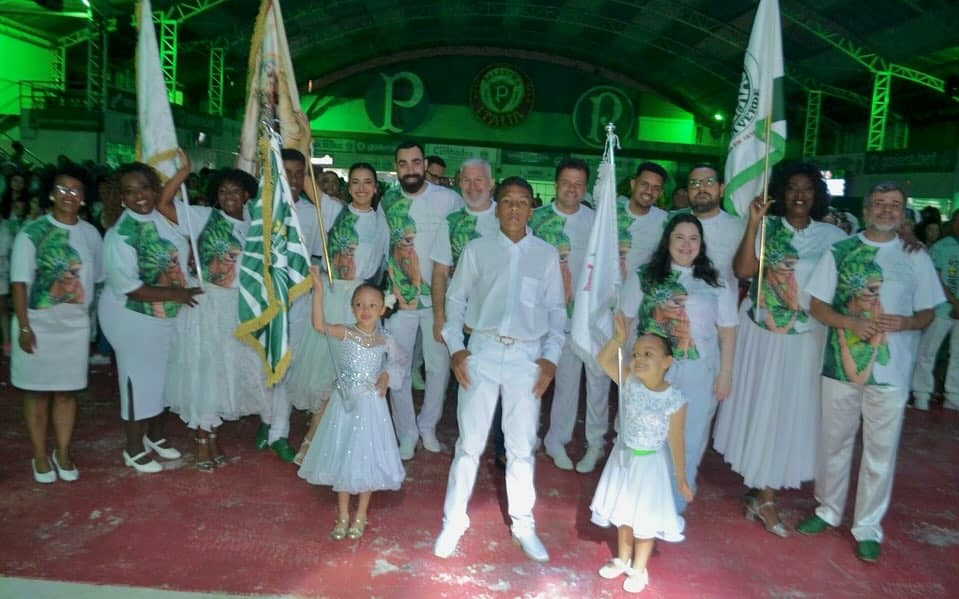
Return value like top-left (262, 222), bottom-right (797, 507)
top-left (1, 361), bottom-right (957, 598)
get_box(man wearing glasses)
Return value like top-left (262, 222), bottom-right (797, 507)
top-left (682, 164), bottom-right (747, 287)
top-left (799, 181), bottom-right (943, 563)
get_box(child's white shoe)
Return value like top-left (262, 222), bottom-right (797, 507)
top-left (598, 557), bottom-right (631, 579)
top-left (623, 567), bottom-right (649, 593)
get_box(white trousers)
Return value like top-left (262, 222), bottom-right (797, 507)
top-left (911, 315), bottom-right (959, 403)
top-left (667, 354), bottom-right (718, 513)
top-left (260, 293), bottom-right (312, 443)
top-left (544, 335), bottom-right (611, 452)
top-left (814, 377), bottom-right (907, 543)
top-left (442, 334), bottom-right (542, 536)
top-left (386, 308), bottom-right (451, 445)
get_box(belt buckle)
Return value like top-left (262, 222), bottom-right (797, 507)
top-left (496, 335), bottom-right (516, 346)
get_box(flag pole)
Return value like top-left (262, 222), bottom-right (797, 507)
top-left (175, 168), bottom-right (204, 290)
top-left (755, 113), bottom-right (774, 315)
top-left (305, 144), bottom-right (335, 288)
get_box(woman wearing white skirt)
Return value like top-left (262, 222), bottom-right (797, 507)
top-left (713, 162), bottom-right (846, 536)
top-left (99, 158), bottom-right (201, 473)
top-left (12, 165), bottom-right (103, 483)
top-left (161, 167), bottom-right (267, 469)
top-left (289, 162), bottom-right (388, 464)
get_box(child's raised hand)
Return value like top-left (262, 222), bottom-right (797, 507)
top-left (374, 371), bottom-right (389, 397)
top-left (612, 311), bottom-right (628, 344)
top-left (309, 265), bottom-right (324, 289)
top-left (678, 479), bottom-right (694, 503)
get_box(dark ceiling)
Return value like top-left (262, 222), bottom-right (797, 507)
top-left (4, 0), bottom-right (959, 131)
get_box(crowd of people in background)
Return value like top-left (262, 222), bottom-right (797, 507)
top-left (3, 137), bottom-right (955, 592)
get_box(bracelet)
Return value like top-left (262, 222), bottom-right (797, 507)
top-left (20, 326), bottom-right (32, 333)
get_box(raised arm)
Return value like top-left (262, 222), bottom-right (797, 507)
top-left (309, 265), bottom-right (345, 339)
top-left (733, 196), bottom-right (772, 280)
top-left (597, 311), bottom-right (628, 384)
top-left (156, 148), bottom-right (192, 223)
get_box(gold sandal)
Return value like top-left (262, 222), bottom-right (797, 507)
top-left (330, 517), bottom-right (349, 541)
top-left (347, 517), bottom-right (367, 540)
top-left (293, 439), bottom-right (310, 466)
top-left (195, 437), bottom-right (214, 472)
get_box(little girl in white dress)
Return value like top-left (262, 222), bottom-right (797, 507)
top-left (590, 313), bottom-right (694, 594)
top-left (297, 266), bottom-right (405, 541)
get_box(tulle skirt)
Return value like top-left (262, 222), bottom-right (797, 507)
top-left (713, 304), bottom-right (825, 489)
top-left (590, 442), bottom-right (685, 542)
top-left (297, 386), bottom-right (405, 494)
top-left (165, 285), bottom-right (267, 431)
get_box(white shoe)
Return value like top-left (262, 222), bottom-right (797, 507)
top-left (623, 567), bottom-right (649, 593)
top-left (913, 396), bottom-right (930, 411)
top-left (32, 458), bottom-right (56, 484)
top-left (398, 439), bottom-right (416, 461)
top-left (576, 446), bottom-right (604, 473)
top-left (420, 433), bottom-right (445, 453)
top-left (433, 527), bottom-right (464, 558)
top-left (143, 435), bottom-right (181, 459)
top-left (512, 531), bottom-right (549, 562)
top-left (123, 450), bottom-right (162, 473)
top-left (546, 448), bottom-right (573, 471)
top-left (599, 557), bottom-right (631, 579)
top-left (88, 354), bottom-right (112, 366)
top-left (51, 450), bottom-right (79, 482)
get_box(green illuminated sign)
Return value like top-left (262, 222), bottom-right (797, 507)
top-left (469, 65), bottom-right (534, 128)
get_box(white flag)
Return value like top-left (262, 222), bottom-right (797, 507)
top-left (724, 0), bottom-right (787, 217)
top-left (136, 0), bottom-right (178, 180)
top-left (570, 132), bottom-right (622, 362)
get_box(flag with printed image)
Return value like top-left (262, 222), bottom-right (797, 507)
top-left (570, 130), bottom-right (622, 363)
top-left (234, 0), bottom-right (312, 385)
top-left (724, 0), bottom-right (787, 217)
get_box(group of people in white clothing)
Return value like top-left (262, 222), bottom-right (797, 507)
top-left (13, 137), bottom-right (949, 590)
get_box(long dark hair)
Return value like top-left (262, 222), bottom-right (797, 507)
top-left (348, 162), bottom-right (381, 209)
top-left (643, 213), bottom-right (720, 287)
top-left (769, 161), bottom-right (830, 221)
top-left (0, 171), bottom-right (30, 218)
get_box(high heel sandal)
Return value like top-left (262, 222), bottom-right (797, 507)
top-left (194, 437), bottom-right (215, 472)
top-left (208, 432), bottom-right (227, 466)
top-left (330, 517), bottom-right (349, 541)
top-left (745, 497), bottom-right (789, 538)
top-left (347, 517), bottom-right (367, 540)
top-left (293, 439), bottom-right (310, 466)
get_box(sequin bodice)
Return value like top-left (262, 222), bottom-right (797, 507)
top-left (337, 326), bottom-right (391, 393)
top-left (620, 376), bottom-right (686, 451)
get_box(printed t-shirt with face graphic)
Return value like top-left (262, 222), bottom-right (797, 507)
top-left (326, 204), bottom-right (389, 282)
top-left (430, 202), bottom-right (498, 275)
top-left (529, 202), bottom-right (595, 319)
top-left (617, 200), bottom-right (668, 276)
top-left (929, 235), bottom-right (959, 319)
top-left (805, 233), bottom-right (944, 388)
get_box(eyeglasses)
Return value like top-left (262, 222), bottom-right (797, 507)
top-left (54, 184), bottom-right (82, 198)
top-left (688, 177), bottom-right (718, 189)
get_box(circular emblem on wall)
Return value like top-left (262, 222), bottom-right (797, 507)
top-left (731, 56), bottom-right (760, 137)
top-left (572, 85), bottom-right (635, 148)
top-left (470, 65), bottom-right (535, 128)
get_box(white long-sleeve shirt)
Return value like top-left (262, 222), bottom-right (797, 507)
top-left (442, 230), bottom-right (566, 365)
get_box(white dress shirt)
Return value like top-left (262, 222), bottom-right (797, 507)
top-left (442, 230), bottom-right (566, 365)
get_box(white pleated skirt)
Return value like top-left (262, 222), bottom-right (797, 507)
top-left (713, 304), bottom-right (826, 489)
top-left (165, 285), bottom-right (267, 431)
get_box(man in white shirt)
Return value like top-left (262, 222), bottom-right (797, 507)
top-left (798, 181), bottom-right (944, 563)
top-left (618, 162), bottom-right (670, 275)
top-left (534, 158), bottom-right (610, 474)
top-left (255, 149), bottom-right (341, 461)
top-left (381, 141), bottom-right (462, 459)
top-left (681, 164), bottom-right (747, 287)
top-left (433, 176), bottom-right (565, 563)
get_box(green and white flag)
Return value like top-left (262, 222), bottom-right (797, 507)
top-left (235, 130), bottom-right (312, 386)
top-left (724, 0), bottom-right (787, 217)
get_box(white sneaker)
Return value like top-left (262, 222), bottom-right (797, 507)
top-left (623, 567), bottom-right (649, 593)
top-left (599, 557), bottom-right (631, 579)
top-left (398, 439), bottom-right (416, 461)
top-left (143, 435), bottom-right (181, 459)
top-left (576, 446), bottom-right (604, 473)
top-left (913, 395), bottom-right (930, 411)
top-left (433, 527), bottom-right (464, 558)
top-left (512, 531), bottom-right (549, 562)
top-left (421, 433), bottom-right (445, 453)
top-left (546, 448), bottom-right (574, 471)
top-left (88, 354), bottom-right (112, 366)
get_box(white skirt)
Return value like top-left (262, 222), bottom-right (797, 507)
top-left (98, 299), bottom-right (173, 421)
top-left (11, 304), bottom-right (90, 391)
top-left (287, 279), bottom-right (361, 412)
top-left (297, 386), bottom-right (405, 495)
top-left (165, 285), bottom-right (267, 431)
top-left (713, 304), bottom-right (825, 489)
top-left (590, 442), bottom-right (686, 542)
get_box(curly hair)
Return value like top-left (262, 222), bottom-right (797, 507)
top-left (114, 162), bottom-right (162, 193)
top-left (768, 161), bottom-right (830, 221)
top-left (643, 213), bottom-right (721, 288)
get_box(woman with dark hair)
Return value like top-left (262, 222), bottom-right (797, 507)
top-left (713, 161), bottom-right (846, 536)
top-left (98, 157), bottom-right (201, 473)
top-left (620, 213), bottom-right (738, 513)
top-left (289, 162), bottom-right (388, 464)
top-left (162, 165), bottom-right (268, 470)
top-left (10, 164), bottom-right (103, 482)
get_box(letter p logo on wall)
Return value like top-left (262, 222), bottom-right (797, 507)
top-left (364, 71), bottom-right (429, 133)
top-left (572, 86), bottom-right (635, 148)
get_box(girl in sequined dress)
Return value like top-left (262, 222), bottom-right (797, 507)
top-left (589, 313), bottom-right (694, 594)
top-left (297, 266), bottom-right (405, 541)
